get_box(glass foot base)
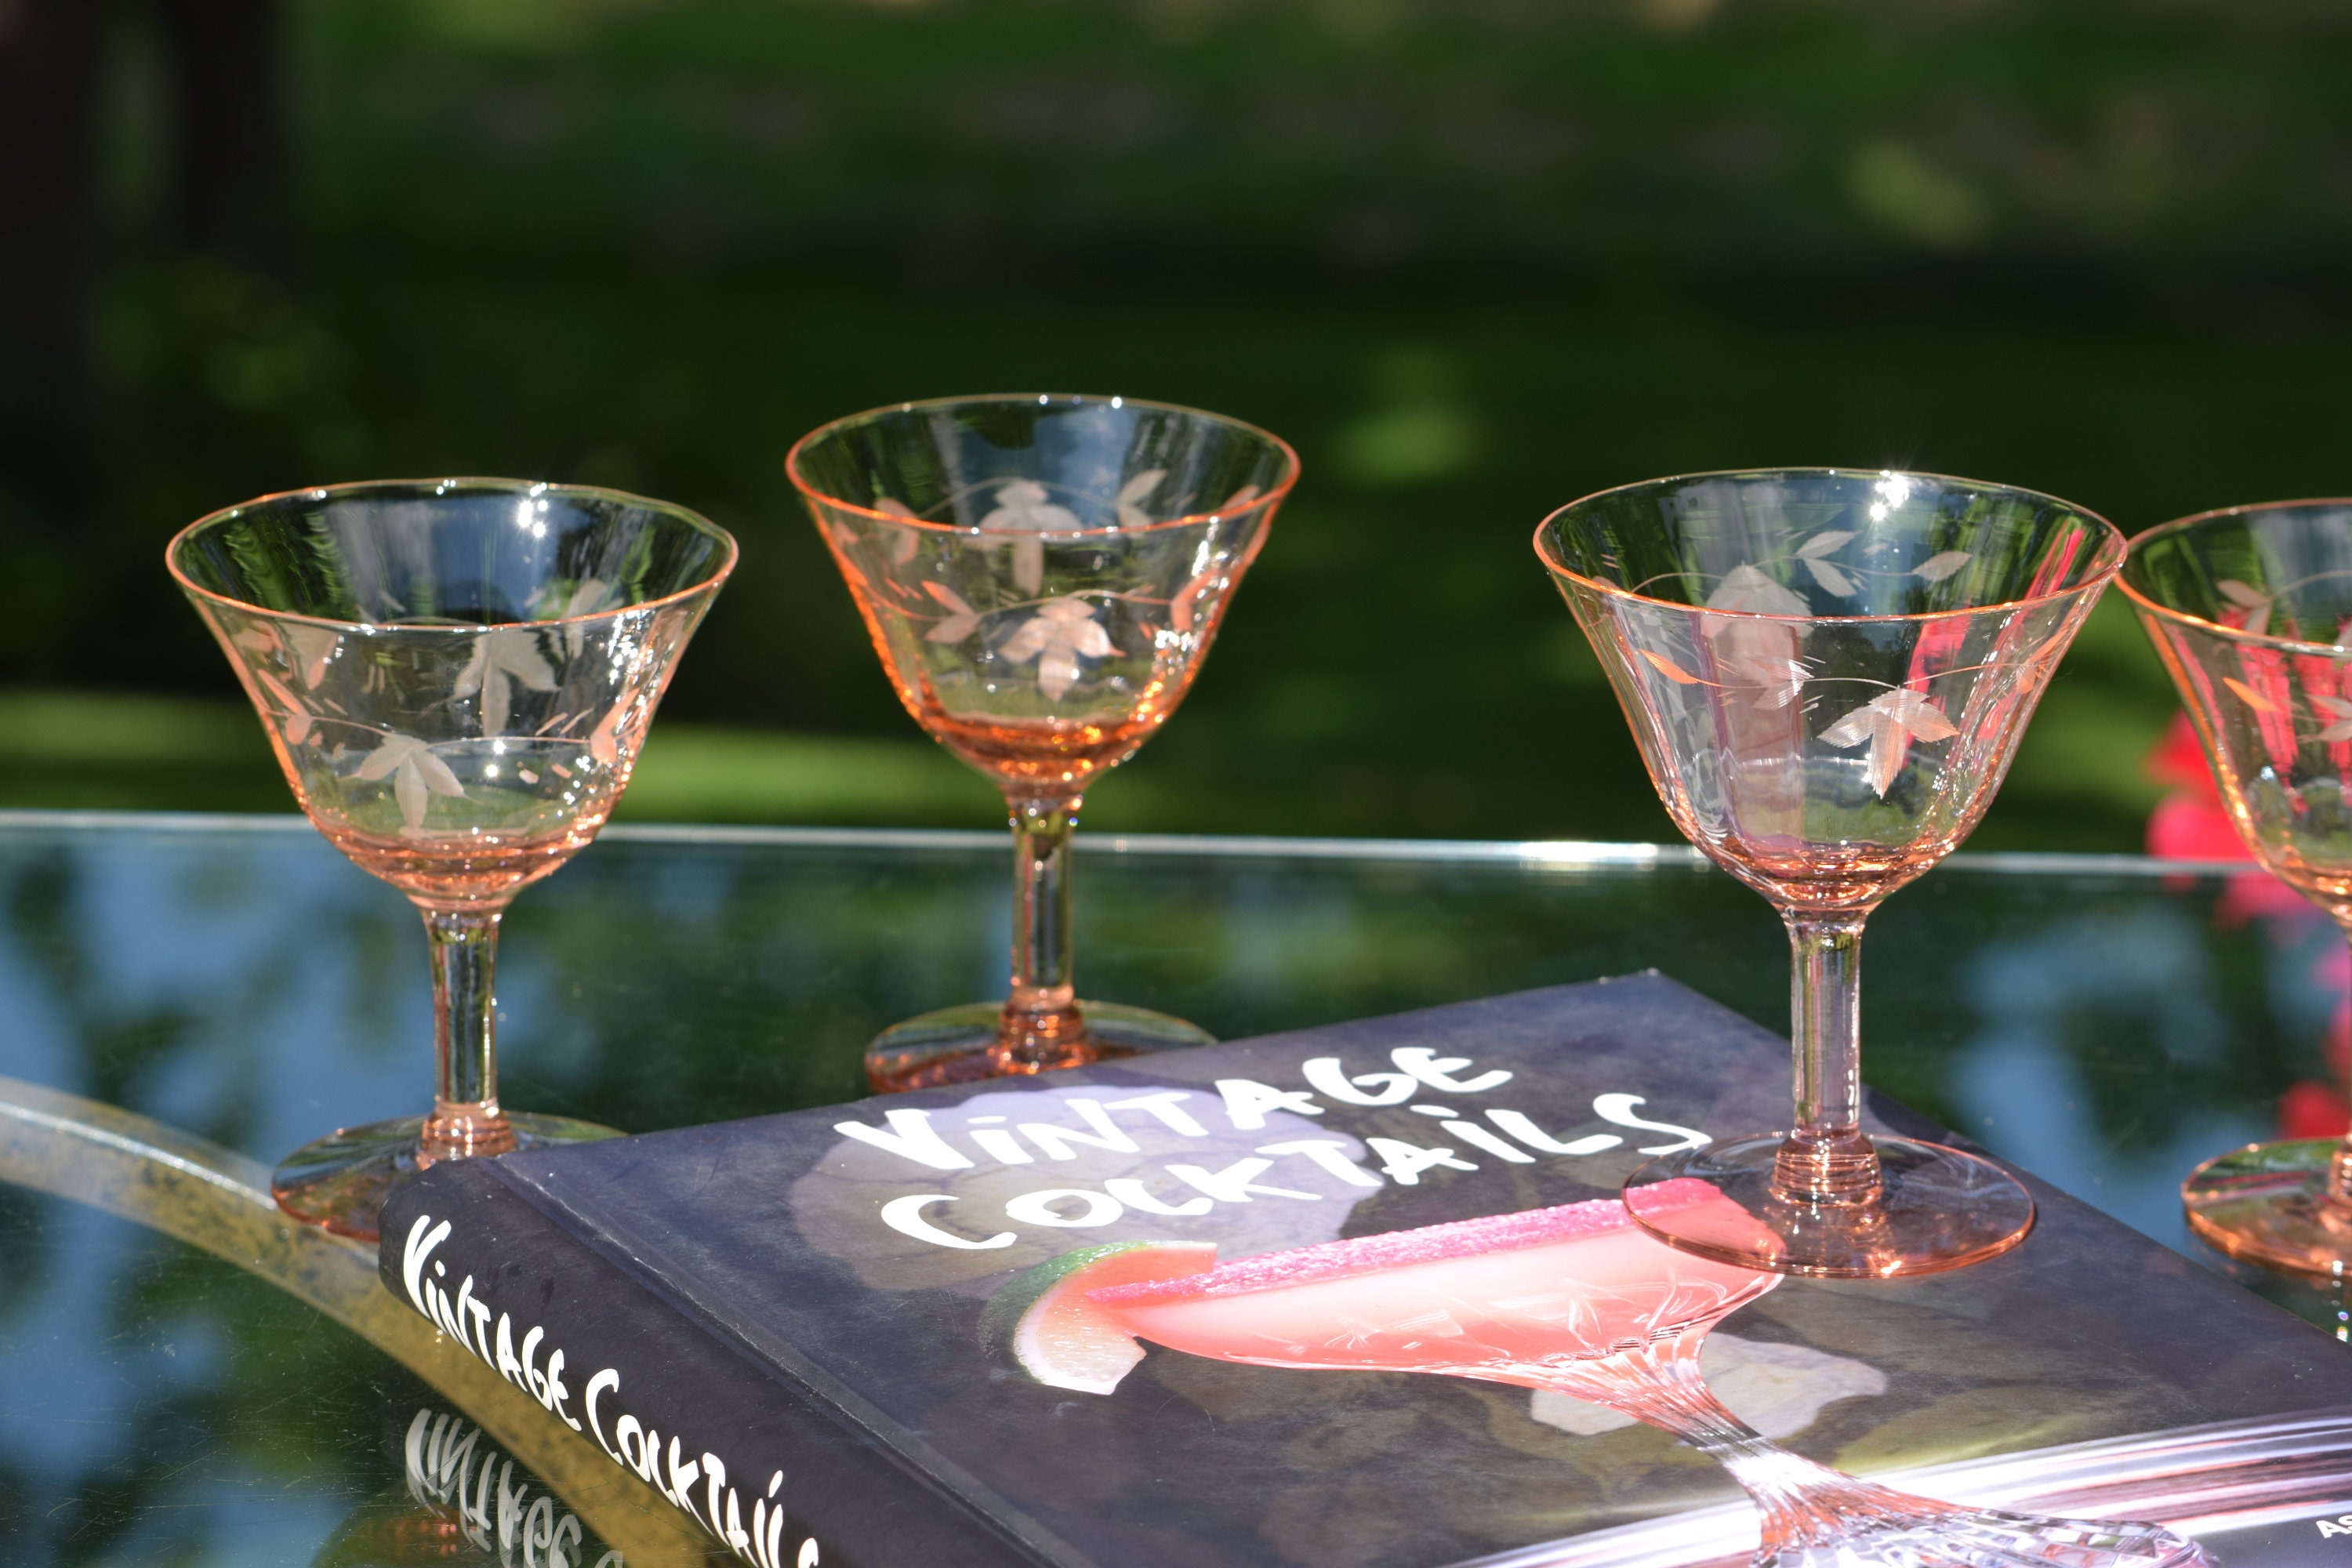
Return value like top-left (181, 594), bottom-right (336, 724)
top-left (867, 1000), bottom-right (1215, 1093)
top-left (1624, 1133), bottom-right (2035, 1278)
top-left (1765, 1504), bottom-right (2209, 1567)
top-left (271, 1111), bottom-right (622, 1243)
top-left (2181, 1137), bottom-right (2352, 1276)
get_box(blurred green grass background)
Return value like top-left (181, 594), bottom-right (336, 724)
top-left (7, 0), bottom-right (2348, 848)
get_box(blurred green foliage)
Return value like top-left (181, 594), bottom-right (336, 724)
top-left (6, 0), bottom-right (2350, 845)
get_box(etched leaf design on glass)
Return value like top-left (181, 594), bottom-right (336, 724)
top-left (251, 667), bottom-right (315, 744)
top-left (1804, 557), bottom-right (1858, 596)
top-left (922, 581), bottom-right (982, 643)
top-left (1000, 597), bottom-right (1115, 701)
top-left (1726, 653), bottom-right (1809, 710)
top-left (1820, 688), bottom-right (1959, 797)
top-left (454, 628), bottom-right (559, 735)
top-left (1116, 469), bottom-right (1167, 529)
top-left (2313, 692), bottom-right (2352, 744)
top-left (1913, 551), bottom-right (1972, 585)
top-left (876, 496), bottom-right (923, 564)
top-left (1780, 532), bottom-right (1857, 598)
top-left (1640, 649), bottom-right (1704, 685)
top-left (1707, 564), bottom-right (1809, 616)
top-left (978, 481), bottom-right (1081, 594)
top-left (549, 578), bottom-right (615, 657)
top-left (280, 625), bottom-right (339, 688)
top-left (1219, 484), bottom-right (1262, 513)
top-left (588, 702), bottom-right (628, 768)
top-left (2218, 579), bottom-right (2274, 637)
top-left (2222, 675), bottom-right (2283, 714)
top-left (354, 732), bottom-right (466, 830)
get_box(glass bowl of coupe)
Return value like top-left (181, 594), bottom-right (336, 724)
top-left (1536, 468), bottom-right (2122, 1279)
top-left (169, 477), bottom-right (735, 1240)
top-left (791, 394), bottom-right (1296, 1093)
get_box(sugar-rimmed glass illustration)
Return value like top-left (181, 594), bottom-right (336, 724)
top-left (789, 394), bottom-right (1295, 1092)
top-left (1054, 1185), bottom-right (2206, 1566)
top-left (1535, 470), bottom-right (2123, 1277)
top-left (169, 478), bottom-right (736, 1240)
top-left (2118, 499), bottom-right (2352, 1276)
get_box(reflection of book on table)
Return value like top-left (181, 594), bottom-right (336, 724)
top-left (377, 975), bottom-right (2352, 1567)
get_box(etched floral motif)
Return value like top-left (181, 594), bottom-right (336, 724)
top-left (1000, 597), bottom-right (1114, 700)
top-left (978, 481), bottom-right (1082, 593)
top-left (2215, 579), bottom-right (2274, 637)
top-left (355, 732), bottom-right (467, 830)
top-left (1702, 536), bottom-right (1974, 616)
top-left (546, 578), bottom-right (614, 657)
top-left (1793, 531), bottom-right (1858, 596)
top-left (1820, 688), bottom-right (1959, 797)
top-left (875, 496), bottom-right (924, 564)
top-left (1726, 652), bottom-right (1810, 710)
top-left (922, 581), bottom-right (981, 643)
top-left (1707, 564), bottom-right (1809, 616)
top-left (454, 628), bottom-right (558, 735)
top-left (1115, 470), bottom-right (1167, 528)
top-left (252, 667), bottom-right (314, 743)
top-left (2314, 693), bottom-right (2352, 743)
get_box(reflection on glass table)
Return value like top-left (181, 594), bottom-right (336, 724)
top-left (2, 810), bottom-right (2347, 1565)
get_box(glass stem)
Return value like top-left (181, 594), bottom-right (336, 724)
top-left (1547, 1340), bottom-right (1955, 1555)
top-left (1775, 909), bottom-right (1881, 1204)
top-left (420, 904), bottom-right (517, 1163)
top-left (1000, 792), bottom-right (1091, 1067)
top-left (2334, 925), bottom-right (2352, 1204)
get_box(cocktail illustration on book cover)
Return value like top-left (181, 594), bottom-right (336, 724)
top-left (381, 979), bottom-right (2352, 1568)
top-left (998, 1187), bottom-right (2202, 1567)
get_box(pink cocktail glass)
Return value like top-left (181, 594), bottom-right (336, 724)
top-left (1090, 1185), bottom-right (2205, 1567)
top-left (1535, 470), bottom-right (2122, 1277)
top-left (169, 478), bottom-right (735, 1240)
top-left (2119, 499), bottom-right (2352, 1276)
top-left (790, 394), bottom-right (1295, 1093)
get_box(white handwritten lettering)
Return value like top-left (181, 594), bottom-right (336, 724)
top-left (831, 1108), bottom-right (975, 1170)
top-left (1592, 1094), bottom-right (1708, 1153)
top-left (1020, 1100), bottom-right (1142, 1160)
top-left (1102, 1177), bottom-right (1215, 1216)
top-left (1003, 1188), bottom-right (1124, 1227)
top-left (1486, 1108), bottom-right (1622, 1156)
top-left (1366, 1136), bottom-right (1479, 1185)
top-left (1215, 1078), bottom-right (1323, 1131)
top-left (1440, 1120), bottom-right (1537, 1163)
top-left (1167, 1157), bottom-right (1322, 1203)
top-left (401, 1214), bottom-right (451, 1317)
top-left (877, 1192), bottom-right (1016, 1250)
top-left (1257, 1138), bottom-right (1385, 1187)
top-left (1391, 1047), bottom-right (1513, 1094)
top-left (1101, 1091), bottom-right (1210, 1137)
top-left (1299, 1056), bottom-right (1417, 1105)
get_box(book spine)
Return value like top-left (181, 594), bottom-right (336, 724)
top-left (378, 1160), bottom-right (1047, 1568)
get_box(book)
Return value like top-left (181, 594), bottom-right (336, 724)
top-left (376, 973), bottom-right (2352, 1567)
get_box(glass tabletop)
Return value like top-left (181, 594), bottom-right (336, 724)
top-left (2, 810), bottom-right (2342, 1565)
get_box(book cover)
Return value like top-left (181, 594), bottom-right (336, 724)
top-left (377, 974), bottom-right (2352, 1567)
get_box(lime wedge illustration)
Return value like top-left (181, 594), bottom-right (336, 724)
top-left (982, 1240), bottom-right (1217, 1395)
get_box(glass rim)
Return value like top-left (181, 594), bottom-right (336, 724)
top-left (165, 476), bottom-right (741, 635)
top-left (2115, 497), bottom-right (2352, 656)
top-left (783, 391), bottom-right (1302, 535)
top-left (1530, 465), bottom-right (2126, 625)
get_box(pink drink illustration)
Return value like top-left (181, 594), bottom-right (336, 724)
top-left (1073, 1184), bottom-right (2209, 1566)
